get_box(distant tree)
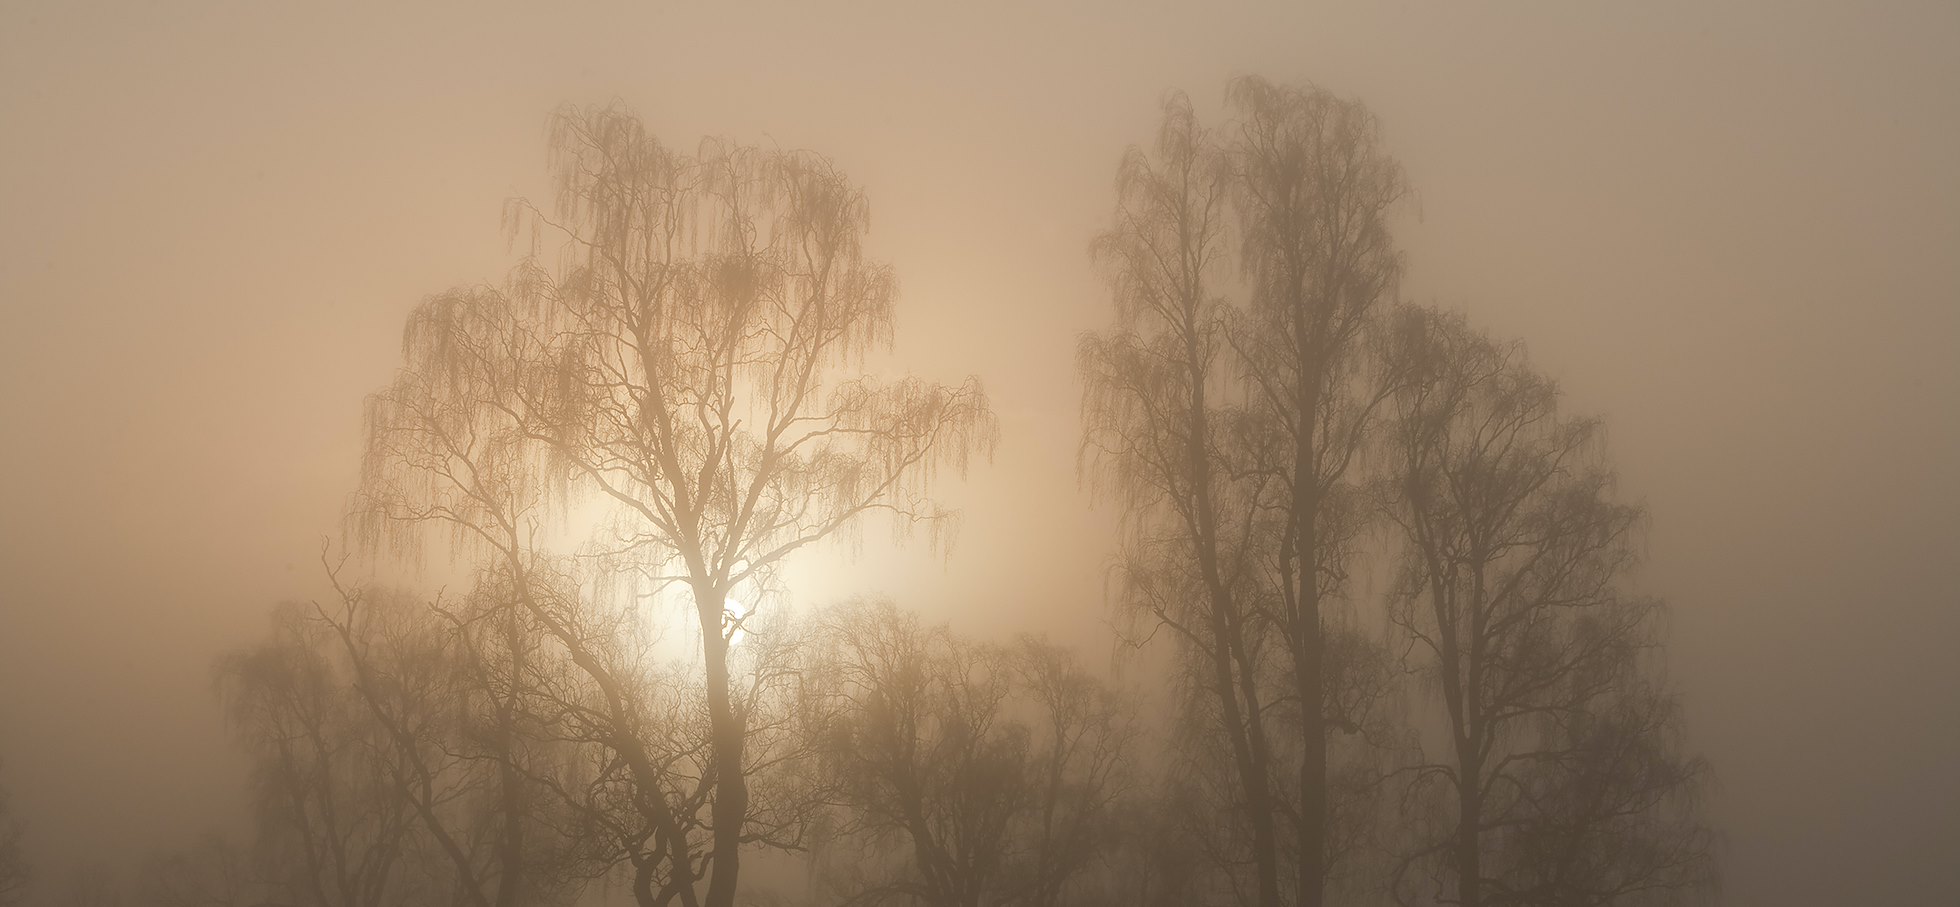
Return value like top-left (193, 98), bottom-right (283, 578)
top-left (812, 603), bottom-right (1023, 907)
top-left (310, 562), bottom-right (588, 907)
top-left (1378, 308), bottom-right (1715, 907)
top-left (810, 602), bottom-right (1134, 907)
top-left (219, 577), bottom-right (603, 907)
top-left (1088, 787), bottom-right (1210, 907)
top-left (217, 603), bottom-right (431, 907)
top-left (354, 105), bottom-right (994, 907)
top-left (0, 762), bottom-right (27, 907)
top-left (1009, 637), bottom-right (1137, 907)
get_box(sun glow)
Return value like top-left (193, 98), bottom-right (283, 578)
top-left (723, 599), bottom-right (753, 650)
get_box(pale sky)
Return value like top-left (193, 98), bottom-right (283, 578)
top-left (2, 2), bottom-right (1956, 904)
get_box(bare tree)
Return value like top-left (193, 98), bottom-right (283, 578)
top-left (311, 562), bottom-right (591, 907)
top-left (219, 573), bottom-right (612, 907)
top-left (1378, 308), bottom-right (1714, 907)
top-left (1227, 74), bottom-right (1409, 907)
top-left (217, 603), bottom-right (427, 907)
top-left (1081, 89), bottom-right (1290, 907)
top-left (1083, 82), bottom-right (1409, 907)
top-left (357, 322), bottom-right (712, 907)
top-left (813, 602), bottom-right (1024, 907)
top-left (356, 330), bottom-right (724, 907)
top-left (355, 105), bottom-right (995, 907)
top-left (810, 602), bottom-right (1134, 907)
top-left (1087, 788), bottom-right (1210, 907)
top-left (1008, 637), bottom-right (1137, 907)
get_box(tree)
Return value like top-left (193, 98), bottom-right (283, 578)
top-left (813, 603), bottom-right (1024, 907)
top-left (1090, 789), bottom-right (1210, 907)
top-left (1082, 81), bottom-right (1408, 907)
top-left (355, 105), bottom-right (995, 907)
top-left (1378, 308), bottom-right (1715, 907)
top-left (218, 572), bottom-right (602, 907)
top-left (1226, 74), bottom-right (1409, 907)
top-left (811, 602), bottom-right (1134, 907)
top-left (1081, 88), bottom-right (1289, 907)
top-left (1010, 637), bottom-right (1137, 907)
top-left (218, 603), bottom-right (424, 907)
top-left (312, 562), bottom-right (587, 907)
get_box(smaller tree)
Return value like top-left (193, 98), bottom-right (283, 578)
top-left (1085, 788), bottom-right (1209, 907)
top-left (813, 602), bottom-right (1026, 907)
top-left (1009, 638), bottom-right (1137, 907)
top-left (312, 562), bottom-right (590, 907)
top-left (217, 601), bottom-right (440, 907)
top-left (811, 602), bottom-right (1135, 907)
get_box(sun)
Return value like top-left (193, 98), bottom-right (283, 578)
top-left (723, 598), bottom-right (754, 650)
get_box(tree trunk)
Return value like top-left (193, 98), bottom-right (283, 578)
top-left (1457, 566), bottom-right (1487, 907)
top-left (1295, 628), bottom-right (1327, 907)
top-left (1293, 311), bottom-right (1328, 907)
top-left (699, 585), bottom-right (747, 907)
top-left (1457, 757), bottom-right (1482, 907)
top-left (1186, 328), bottom-right (1283, 907)
top-left (494, 606), bottom-right (528, 907)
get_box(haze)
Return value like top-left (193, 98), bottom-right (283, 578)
top-left (1, 2), bottom-right (1956, 906)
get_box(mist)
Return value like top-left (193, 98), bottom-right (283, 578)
top-left (1, 2), bottom-right (1956, 906)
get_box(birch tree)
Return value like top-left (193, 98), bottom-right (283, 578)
top-left (1379, 308), bottom-right (1714, 907)
top-left (811, 602), bottom-right (1134, 907)
top-left (1081, 90), bottom-right (1290, 907)
top-left (356, 105), bottom-right (995, 907)
top-left (1084, 82), bottom-right (1407, 906)
top-left (1227, 75), bottom-right (1408, 907)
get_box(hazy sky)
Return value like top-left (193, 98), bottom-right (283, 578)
top-left (2, 1), bottom-right (1956, 904)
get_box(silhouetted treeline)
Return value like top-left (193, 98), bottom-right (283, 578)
top-left (61, 82), bottom-right (1711, 907)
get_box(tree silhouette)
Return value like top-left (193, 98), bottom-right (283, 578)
top-left (353, 104), bottom-right (995, 907)
top-left (809, 602), bottom-right (1134, 907)
top-left (1226, 75), bottom-right (1408, 907)
top-left (1378, 307), bottom-right (1715, 907)
top-left (174, 80), bottom-right (1720, 907)
top-left (1082, 81), bottom-right (1408, 906)
top-left (1081, 89), bottom-right (1289, 906)
top-left (217, 604), bottom-right (427, 907)
top-left (311, 563), bottom-right (587, 907)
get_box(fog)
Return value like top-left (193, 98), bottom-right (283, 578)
top-left (1, 2), bottom-right (1955, 905)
